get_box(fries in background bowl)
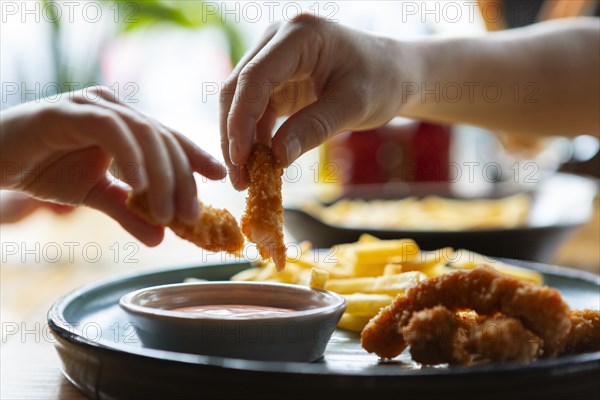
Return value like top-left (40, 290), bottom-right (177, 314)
top-left (303, 193), bottom-right (531, 231)
top-left (230, 234), bottom-right (543, 332)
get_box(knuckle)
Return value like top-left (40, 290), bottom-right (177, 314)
top-left (69, 91), bottom-right (90, 104)
top-left (34, 103), bottom-right (61, 121)
top-left (220, 79), bottom-right (236, 103)
top-left (289, 12), bottom-right (324, 26)
top-left (87, 85), bottom-right (113, 100)
top-left (88, 109), bottom-right (118, 126)
top-left (304, 114), bottom-right (330, 146)
top-left (353, 91), bottom-right (374, 121)
top-left (264, 20), bottom-right (282, 36)
top-left (238, 63), bottom-right (259, 84)
top-left (87, 85), bottom-right (107, 94)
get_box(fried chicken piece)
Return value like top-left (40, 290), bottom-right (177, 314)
top-left (474, 314), bottom-right (541, 362)
top-left (361, 266), bottom-right (571, 359)
top-left (402, 307), bottom-right (541, 365)
top-left (558, 309), bottom-right (600, 355)
top-left (126, 194), bottom-right (245, 255)
top-left (401, 306), bottom-right (474, 364)
top-left (240, 143), bottom-right (286, 271)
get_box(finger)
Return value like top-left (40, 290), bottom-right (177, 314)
top-left (220, 22), bottom-right (281, 188)
top-left (64, 104), bottom-right (148, 192)
top-left (169, 129), bottom-right (227, 181)
top-left (161, 132), bottom-right (199, 225)
top-left (83, 177), bottom-right (164, 247)
top-left (0, 191), bottom-right (44, 224)
top-left (227, 21), bottom-right (324, 166)
top-left (271, 87), bottom-right (361, 167)
top-left (77, 99), bottom-right (176, 224)
top-left (255, 102), bottom-right (279, 146)
top-left (88, 88), bottom-right (228, 182)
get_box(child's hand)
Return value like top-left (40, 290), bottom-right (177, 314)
top-left (220, 14), bottom-right (417, 190)
top-left (1, 87), bottom-right (226, 246)
top-left (0, 191), bottom-right (74, 224)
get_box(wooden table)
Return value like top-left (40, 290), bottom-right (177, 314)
top-left (1, 202), bottom-right (598, 400)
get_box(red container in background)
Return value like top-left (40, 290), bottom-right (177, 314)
top-left (321, 118), bottom-right (451, 188)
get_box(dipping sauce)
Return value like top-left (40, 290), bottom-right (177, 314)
top-left (172, 305), bottom-right (296, 319)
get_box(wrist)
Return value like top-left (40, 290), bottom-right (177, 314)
top-left (392, 38), bottom-right (435, 119)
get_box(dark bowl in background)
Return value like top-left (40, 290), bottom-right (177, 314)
top-left (283, 173), bottom-right (598, 262)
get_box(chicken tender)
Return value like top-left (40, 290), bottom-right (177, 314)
top-left (401, 306), bottom-right (473, 364)
top-left (127, 194), bottom-right (245, 255)
top-left (241, 143), bottom-right (286, 271)
top-left (402, 306), bottom-right (541, 365)
top-left (559, 309), bottom-right (600, 355)
top-left (361, 266), bottom-right (571, 359)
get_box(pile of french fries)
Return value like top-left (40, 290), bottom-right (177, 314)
top-left (230, 234), bottom-right (543, 332)
top-left (304, 193), bottom-right (531, 230)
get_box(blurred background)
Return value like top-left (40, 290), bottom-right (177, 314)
top-left (1, 1), bottom-right (599, 324)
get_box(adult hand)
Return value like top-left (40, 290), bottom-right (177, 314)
top-left (220, 14), bottom-right (417, 190)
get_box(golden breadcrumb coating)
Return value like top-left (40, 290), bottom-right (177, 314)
top-left (558, 309), bottom-right (600, 355)
top-left (361, 266), bottom-right (572, 360)
top-left (241, 143), bottom-right (286, 271)
top-left (126, 194), bottom-right (245, 255)
top-left (402, 306), bottom-right (541, 365)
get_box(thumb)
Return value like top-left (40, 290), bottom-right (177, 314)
top-left (83, 177), bottom-right (164, 247)
top-left (271, 89), bottom-right (360, 167)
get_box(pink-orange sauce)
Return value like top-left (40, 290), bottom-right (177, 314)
top-left (172, 304), bottom-right (295, 319)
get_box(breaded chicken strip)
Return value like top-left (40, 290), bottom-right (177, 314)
top-left (241, 143), bottom-right (286, 271)
top-left (127, 194), bottom-right (245, 255)
top-left (558, 309), bottom-right (600, 355)
top-left (361, 266), bottom-right (571, 359)
top-left (402, 306), bottom-right (541, 365)
top-left (401, 306), bottom-right (473, 364)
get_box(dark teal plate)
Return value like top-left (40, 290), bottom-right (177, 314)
top-left (49, 260), bottom-right (600, 400)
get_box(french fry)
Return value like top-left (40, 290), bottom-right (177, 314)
top-left (357, 233), bottom-right (381, 243)
top-left (286, 240), bottom-right (313, 263)
top-left (230, 267), bottom-right (261, 281)
top-left (337, 313), bottom-right (372, 332)
top-left (254, 262), bottom-right (303, 284)
top-left (350, 239), bottom-right (420, 276)
top-left (293, 254), bottom-right (352, 279)
top-left (353, 239), bottom-right (420, 266)
top-left (325, 271), bottom-right (426, 295)
top-left (398, 247), bottom-right (454, 276)
top-left (372, 272), bottom-right (427, 295)
top-left (310, 268), bottom-right (330, 290)
top-left (254, 262), bottom-right (277, 281)
top-left (448, 249), bottom-right (543, 284)
top-left (383, 264), bottom-right (403, 275)
top-left (324, 277), bottom-right (375, 294)
top-left (343, 293), bottom-right (394, 316)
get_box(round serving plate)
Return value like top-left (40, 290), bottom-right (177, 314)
top-left (48, 260), bottom-right (600, 400)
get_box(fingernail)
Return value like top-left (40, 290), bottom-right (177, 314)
top-left (229, 139), bottom-right (240, 166)
top-left (156, 196), bottom-right (174, 224)
top-left (132, 167), bottom-right (148, 193)
top-left (286, 137), bottom-right (302, 164)
top-left (180, 198), bottom-right (199, 224)
top-left (190, 199), bottom-right (200, 220)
